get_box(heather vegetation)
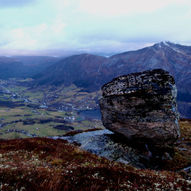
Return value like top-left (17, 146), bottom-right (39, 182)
top-left (0, 120), bottom-right (190, 190)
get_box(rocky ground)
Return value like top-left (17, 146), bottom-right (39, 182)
top-left (0, 120), bottom-right (190, 191)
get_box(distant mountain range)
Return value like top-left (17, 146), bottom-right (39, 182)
top-left (0, 56), bottom-right (61, 79)
top-left (34, 41), bottom-right (191, 118)
top-left (0, 42), bottom-right (191, 118)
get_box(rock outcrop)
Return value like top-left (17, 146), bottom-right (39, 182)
top-left (60, 129), bottom-right (161, 169)
top-left (99, 69), bottom-right (180, 153)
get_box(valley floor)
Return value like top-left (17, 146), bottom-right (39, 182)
top-left (0, 79), bottom-right (103, 139)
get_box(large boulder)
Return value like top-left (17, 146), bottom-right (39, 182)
top-left (99, 69), bottom-right (180, 152)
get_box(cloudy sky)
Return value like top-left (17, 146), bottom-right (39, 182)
top-left (0, 0), bottom-right (191, 56)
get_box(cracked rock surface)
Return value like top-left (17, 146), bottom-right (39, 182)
top-left (99, 69), bottom-right (180, 152)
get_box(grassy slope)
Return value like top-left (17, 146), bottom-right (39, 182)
top-left (0, 120), bottom-right (190, 191)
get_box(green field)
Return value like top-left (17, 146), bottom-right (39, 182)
top-left (0, 79), bottom-right (103, 139)
top-left (0, 105), bottom-right (103, 139)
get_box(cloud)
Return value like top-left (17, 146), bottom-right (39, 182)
top-left (77, 0), bottom-right (188, 17)
top-left (1, 20), bottom-right (66, 50)
top-left (0, 0), bottom-right (191, 55)
top-left (0, 0), bottom-right (37, 8)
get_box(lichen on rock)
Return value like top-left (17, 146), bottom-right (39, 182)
top-left (99, 69), bottom-right (180, 154)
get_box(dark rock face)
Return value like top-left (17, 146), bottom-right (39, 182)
top-left (99, 69), bottom-right (180, 152)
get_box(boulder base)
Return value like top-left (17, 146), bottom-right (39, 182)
top-left (99, 69), bottom-right (180, 151)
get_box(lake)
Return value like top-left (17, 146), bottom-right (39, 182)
top-left (78, 109), bottom-right (101, 120)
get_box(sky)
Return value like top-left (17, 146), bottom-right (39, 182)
top-left (0, 0), bottom-right (191, 56)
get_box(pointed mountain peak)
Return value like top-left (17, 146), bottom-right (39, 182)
top-left (154, 41), bottom-right (172, 48)
top-left (152, 41), bottom-right (191, 55)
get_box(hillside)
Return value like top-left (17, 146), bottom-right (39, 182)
top-left (109, 41), bottom-right (191, 97)
top-left (34, 42), bottom-right (191, 118)
top-left (0, 57), bottom-right (24, 79)
top-left (35, 42), bottom-right (191, 90)
top-left (0, 119), bottom-right (191, 191)
top-left (34, 54), bottom-right (107, 91)
top-left (0, 56), bottom-right (61, 79)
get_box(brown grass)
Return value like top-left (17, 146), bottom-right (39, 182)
top-left (161, 119), bottom-right (191, 171)
top-left (0, 120), bottom-right (190, 190)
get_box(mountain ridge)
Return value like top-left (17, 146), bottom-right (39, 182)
top-left (0, 42), bottom-right (191, 117)
top-left (34, 41), bottom-right (191, 118)
top-left (34, 41), bottom-right (191, 88)
top-left (0, 56), bottom-right (61, 79)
